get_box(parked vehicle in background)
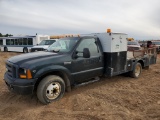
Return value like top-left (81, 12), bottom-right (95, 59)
top-left (30, 39), bottom-right (58, 52)
top-left (152, 41), bottom-right (160, 53)
top-left (0, 35), bottom-right (50, 53)
top-left (127, 41), bottom-right (141, 51)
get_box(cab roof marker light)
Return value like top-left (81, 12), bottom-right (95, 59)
top-left (127, 38), bottom-right (134, 41)
top-left (51, 34), bottom-right (82, 38)
top-left (107, 29), bottom-right (111, 33)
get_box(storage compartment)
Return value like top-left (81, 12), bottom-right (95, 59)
top-left (93, 32), bottom-right (128, 76)
top-left (104, 51), bottom-right (127, 76)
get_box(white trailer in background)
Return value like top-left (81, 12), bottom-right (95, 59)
top-left (0, 35), bottom-right (50, 53)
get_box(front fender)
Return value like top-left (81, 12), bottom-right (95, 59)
top-left (33, 65), bottom-right (73, 87)
top-left (34, 65), bottom-right (71, 78)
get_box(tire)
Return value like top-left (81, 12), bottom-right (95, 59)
top-left (23, 48), bottom-right (28, 53)
top-left (130, 62), bottom-right (142, 78)
top-left (37, 75), bottom-right (65, 104)
top-left (4, 47), bottom-right (8, 52)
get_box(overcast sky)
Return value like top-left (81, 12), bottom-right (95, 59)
top-left (0, 0), bottom-right (160, 40)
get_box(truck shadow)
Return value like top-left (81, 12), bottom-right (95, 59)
top-left (0, 74), bottom-right (134, 107)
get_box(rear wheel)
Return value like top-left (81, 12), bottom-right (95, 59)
top-left (23, 48), bottom-right (28, 53)
top-left (130, 62), bottom-right (142, 78)
top-left (37, 75), bottom-right (65, 104)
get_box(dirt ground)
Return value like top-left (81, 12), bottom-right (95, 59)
top-left (0, 52), bottom-right (160, 120)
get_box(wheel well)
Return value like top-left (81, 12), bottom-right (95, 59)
top-left (138, 60), bottom-right (144, 68)
top-left (4, 46), bottom-right (7, 49)
top-left (23, 47), bottom-right (28, 50)
top-left (34, 71), bottom-right (71, 92)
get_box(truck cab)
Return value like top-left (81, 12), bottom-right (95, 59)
top-left (4, 32), bottom-right (157, 104)
top-left (4, 36), bottom-right (104, 104)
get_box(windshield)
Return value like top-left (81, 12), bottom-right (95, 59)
top-left (48, 38), bottom-right (78, 53)
top-left (39, 40), bottom-right (56, 45)
top-left (128, 41), bottom-right (139, 45)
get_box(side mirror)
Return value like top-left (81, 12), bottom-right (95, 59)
top-left (73, 48), bottom-right (90, 59)
top-left (83, 48), bottom-right (90, 58)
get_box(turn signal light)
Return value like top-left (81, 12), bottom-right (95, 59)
top-left (27, 69), bottom-right (32, 79)
top-left (20, 75), bottom-right (27, 79)
top-left (19, 69), bottom-right (32, 79)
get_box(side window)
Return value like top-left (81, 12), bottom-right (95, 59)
top-left (18, 39), bottom-right (22, 45)
top-left (28, 38), bottom-right (33, 45)
top-left (6, 39), bottom-right (10, 45)
top-left (15, 39), bottom-right (18, 45)
top-left (10, 39), bottom-right (14, 45)
top-left (23, 38), bottom-right (28, 45)
top-left (0, 39), bottom-right (3, 45)
top-left (76, 38), bottom-right (99, 57)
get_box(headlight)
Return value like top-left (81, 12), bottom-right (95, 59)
top-left (19, 68), bottom-right (32, 79)
top-left (19, 68), bottom-right (27, 74)
top-left (24, 69), bottom-right (27, 74)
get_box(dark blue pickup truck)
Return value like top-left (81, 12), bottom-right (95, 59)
top-left (4, 32), bottom-right (157, 104)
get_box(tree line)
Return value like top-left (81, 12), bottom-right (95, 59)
top-left (0, 33), bottom-right (13, 37)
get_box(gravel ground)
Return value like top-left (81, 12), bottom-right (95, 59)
top-left (0, 52), bottom-right (160, 120)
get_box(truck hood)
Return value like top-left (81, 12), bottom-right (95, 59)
top-left (7, 51), bottom-right (58, 66)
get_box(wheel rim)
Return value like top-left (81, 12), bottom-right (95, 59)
top-left (135, 65), bottom-right (141, 77)
top-left (46, 82), bottom-right (61, 100)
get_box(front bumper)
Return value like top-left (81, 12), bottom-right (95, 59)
top-left (4, 73), bottom-right (37, 95)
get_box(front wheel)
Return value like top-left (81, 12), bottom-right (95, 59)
top-left (37, 75), bottom-right (65, 104)
top-left (130, 62), bottom-right (142, 78)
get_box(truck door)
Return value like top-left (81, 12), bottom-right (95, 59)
top-left (71, 37), bottom-right (103, 84)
